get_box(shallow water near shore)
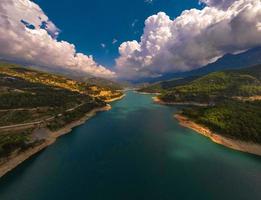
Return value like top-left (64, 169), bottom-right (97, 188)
top-left (0, 91), bottom-right (260, 200)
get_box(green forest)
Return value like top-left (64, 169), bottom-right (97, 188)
top-left (139, 65), bottom-right (261, 144)
top-left (182, 100), bottom-right (261, 143)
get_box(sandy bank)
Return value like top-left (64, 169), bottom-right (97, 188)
top-left (175, 114), bottom-right (261, 156)
top-left (233, 95), bottom-right (261, 101)
top-left (105, 94), bottom-right (125, 103)
top-left (134, 91), bottom-right (161, 95)
top-left (0, 105), bottom-right (111, 178)
top-left (153, 96), bottom-right (209, 106)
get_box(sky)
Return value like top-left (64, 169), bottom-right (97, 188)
top-left (33, 0), bottom-right (203, 67)
top-left (0, 0), bottom-right (261, 80)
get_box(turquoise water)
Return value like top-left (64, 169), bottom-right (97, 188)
top-left (0, 92), bottom-right (260, 200)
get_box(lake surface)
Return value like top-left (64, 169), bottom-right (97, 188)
top-left (0, 91), bottom-right (260, 200)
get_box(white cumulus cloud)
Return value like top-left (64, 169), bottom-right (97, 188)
top-left (116, 0), bottom-right (261, 79)
top-left (0, 0), bottom-right (115, 78)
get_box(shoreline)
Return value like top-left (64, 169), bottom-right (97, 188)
top-left (153, 96), bottom-right (209, 107)
top-left (134, 91), bottom-right (161, 95)
top-left (0, 105), bottom-right (112, 178)
top-left (105, 94), bottom-right (125, 103)
top-left (175, 114), bottom-right (261, 156)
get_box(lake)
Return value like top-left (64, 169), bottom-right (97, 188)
top-left (0, 91), bottom-right (260, 200)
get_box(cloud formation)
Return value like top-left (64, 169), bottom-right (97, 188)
top-left (0, 0), bottom-right (115, 78)
top-left (116, 0), bottom-right (261, 79)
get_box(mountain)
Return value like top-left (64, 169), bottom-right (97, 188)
top-left (138, 76), bottom-right (199, 93)
top-left (84, 77), bottom-right (124, 91)
top-left (186, 47), bottom-right (261, 77)
top-left (148, 65), bottom-right (261, 144)
top-left (0, 62), bottom-right (123, 102)
top-left (0, 60), bottom-right (126, 91)
top-left (159, 65), bottom-right (261, 104)
top-left (134, 47), bottom-right (261, 84)
top-left (0, 62), bottom-right (123, 162)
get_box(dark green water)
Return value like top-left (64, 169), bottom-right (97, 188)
top-left (0, 92), bottom-right (260, 200)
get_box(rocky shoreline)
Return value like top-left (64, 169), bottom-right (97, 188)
top-left (175, 114), bottom-right (261, 156)
top-left (0, 105), bottom-right (112, 178)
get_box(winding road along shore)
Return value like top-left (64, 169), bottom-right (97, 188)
top-left (175, 114), bottom-right (261, 156)
top-left (0, 105), bottom-right (112, 178)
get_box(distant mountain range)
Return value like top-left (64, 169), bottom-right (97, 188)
top-left (135, 47), bottom-right (261, 84)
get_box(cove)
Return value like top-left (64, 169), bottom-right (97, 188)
top-left (0, 91), bottom-right (260, 200)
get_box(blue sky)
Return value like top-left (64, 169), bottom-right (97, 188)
top-left (33, 0), bottom-right (203, 68)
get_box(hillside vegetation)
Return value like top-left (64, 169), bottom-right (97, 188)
top-left (157, 65), bottom-right (261, 104)
top-left (140, 65), bottom-right (261, 144)
top-left (182, 100), bottom-right (261, 143)
top-left (138, 76), bottom-right (198, 94)
top-left (0, 62), bottom-right (123, 161)
top-left (0, 62), bottom-right (123, 102)
top-left (85, 77), bottom-right (124, 91)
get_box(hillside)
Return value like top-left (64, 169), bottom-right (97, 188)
top-left (138, 76), bottom-right (199, 94)
top-left (158, 65), bottom-right (261, 104)
top-left (0, 63), bottom-right (123, 163)
top-left (185, 47), bottom-right (261, 77)
top-left (0, 62), bottom-right (123, 102)
top-left (85, 77), bottom-right (124, 91)
top-left (143, 65), bottom-right (261, 145)
top-left (181, 100), bottom-right (261, 144)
